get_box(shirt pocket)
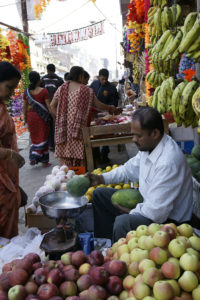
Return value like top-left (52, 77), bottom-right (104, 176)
top-left (144, 164), bottom-right (155, 184)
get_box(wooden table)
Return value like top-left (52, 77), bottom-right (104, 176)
top-left (82, 123), bottom-right (133, 171)
top-left (82, 120), bottom-right (169, 172)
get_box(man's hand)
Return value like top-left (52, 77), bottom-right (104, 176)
top-left (113, 202), bottom-right (131, 214)
top-left (85, 173), bottom-right (105, 187)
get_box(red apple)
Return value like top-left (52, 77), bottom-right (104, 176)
top-left (143, 267), bottom-right (163, 287)
top-left (44, 260), bottom-right (57, 270)
top-left (24, 253), bottom-right (41, 264)
top-left (88, 285), bottom-right (106, 300)
top-left (65, 297), bottom-right (80, 300)
top-left (47, 268), bottom-right (63, 286)
top-left (153, 231), bottom-right (170, 248)
top-left (32, 262), bottom-right (42, 271)
top-left (34, 267), bottom-right (49, 285)
top-left (24, 281), bottom-right (38, 294)
top-left (61, 252), bottom-right (72, 266)
top-left (25, 295), bottom-right (39, 300)
top-left (108, 260), bottom-right (127, 277)
top-left (90, 267), bottom-right (109, 285)
top-left (149, 247), bottom-right (168, 265)
top-left (71, 251), bottom-right (86, 267)
top-left (128, 262), bottom-right (139, 276)
top-left (77, 275), bottom-right (92, 292)
top-left (13, 258), bottom-right (33, 275)
top-left (63, 268), bottom-right (79, 281)
top-left (0, 272), bottom-right (11, 291)
top-left (180, 292), bottom-right (193, 300)
top-left (8, 285), bottom-right (27, 300)
top-left (2, 263), bottom-right (13, 273)
top-left (79, 289), bottom-right (89, 299)
top-left (161, 225), bottom-right (177, 240)
top-left (106, 276), bottom-right (122, 295)
top-left (56, 260), bottom-right (64, 271)
top-left (161, 261), bottom-right (180, 279)
top-left (49, 297), bottom-right (63, 300)
top-left (9, 269), bottom-right (29, 286)
top-left (37, 283), bottom-right (59, 299)
top-left (62, 265), bottom-right (76, 272)
top-left (59, 281), bottom-right (77, 297)
top-left (153, 281), bottom-right (174, 300)
top-left (0, 290), bottom-right (8, 300)
top-left (90, 250), bottom-right (104, 266)
top-left (86, 255), bottom-right (96, 266)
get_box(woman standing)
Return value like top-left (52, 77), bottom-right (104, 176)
top-left (51, 66), bottom-right (118, 167)
top-left (0, 62), bottom-right (25, 238)
top-left (23, 71), bottom-right (52, 167)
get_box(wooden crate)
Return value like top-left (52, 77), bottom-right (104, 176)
top-left (25, 213), bottom-right (56, 233)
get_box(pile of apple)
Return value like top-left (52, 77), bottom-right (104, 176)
top-left (0, 249), bottom-right (130, 300)
top-left (104, 223), bottom-right (200, 300)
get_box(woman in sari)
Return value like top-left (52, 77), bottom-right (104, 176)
top-left (0, 62), bottom-right (25, 238)
top-left (23, 71), bottom-right (52, 167)
top-left (51, 66), bottom-right (118, 167)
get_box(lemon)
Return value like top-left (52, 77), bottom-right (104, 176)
top-left (96, 168), bottom-right (102, 172)
top-left (123, 183), bottom-right (131, 189)
top-left (107, 184), bottom-right (113, 188)
top-left (119, 182), bottom-right (124, 186)
top-left (99, 184), bottom-right (106, 187)
top-left (87, 187), bottom-right (95, 195)
top-left (115, 185), bottom-right (122, 189)
top-left (96, 171), bottom-right (102, 175)
top-left (112, 164), bottom-right (118, 169)
top-left (106, 166), bottom-right (112, 172)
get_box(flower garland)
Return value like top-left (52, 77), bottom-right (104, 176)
top-left (34, 0), bottom-right (51, 19)
top-left (0, 29), bottom-right (32, 136)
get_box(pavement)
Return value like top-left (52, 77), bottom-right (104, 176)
top-left (18, 131), bottom-right (133, 235)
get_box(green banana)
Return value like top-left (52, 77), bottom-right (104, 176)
top-left (191, 50), bottom-right (200, 60)
top-left (163, 30), bottom-right (183, 59)
top-left (179, 81), bottom-right (199, 119)
top-left (153, 30), bottom-right (171, 53)
top-left (153, 0), bottom-right (158, 6)
top-left (162, 34), bottom-right (175, 60)
top-left (192, 87), bottom-right (200, 118)
top-left (154, 8), bottom-right (162, 35)
top-left (161, 0), bottom-right (167, 9)
top-left (187, 35), bottom-right (200, 53)
top-left (171, 49), bottom-right (180, 60)
top-left (172, 81), bottom-right (187, 126)
top-left (163, 7), bottom-right (173, 28)
top-left (184, 12), bottom-right (198, 34)
top-left (152, 86), bottom-right (160, 109)
top-left (179, 19), bottom-right (200, 53)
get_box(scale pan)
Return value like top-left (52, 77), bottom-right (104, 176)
top-left (39, 191), bottom-right (88, 219)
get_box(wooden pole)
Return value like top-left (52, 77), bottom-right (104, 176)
top-left (21, 0), bottom-right (29, 38)
top-left (0, 21), bottom-right (31, 36)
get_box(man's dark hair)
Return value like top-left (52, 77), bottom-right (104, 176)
top-left (99, 68), bottom-right (109, 78)
top-left (128, 75), bottom-right (133, 83)
top-left (47, 64), bottom-right (56, 72)
top-left (68, 66), bottom-right (84, 82)
top-left (132, 107), bottom-right (164, 135)
top-left (84, 70), bottom-right (90, 79)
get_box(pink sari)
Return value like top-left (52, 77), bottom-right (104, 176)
top-left (0, 102), bottom-right (20, 238)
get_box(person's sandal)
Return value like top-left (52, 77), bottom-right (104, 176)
top-left (42, 162), bottom-right (52, 168)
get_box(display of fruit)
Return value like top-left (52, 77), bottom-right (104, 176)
top-left (84, 165), bottom-right (137, 203)
top-left (67, 175), bottom-right (90, 197)
top-left (104, 222), bottom-right (200, 300)
top-left (111, 189), bottom-right (143, 209)
top-left (186, 145), bottom-right (200, 182)
top-left (192, 87), bottom-right (200, 134)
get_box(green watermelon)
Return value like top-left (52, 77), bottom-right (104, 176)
top-left (189, 162), bottom-right (200, 178)
top-left (67, 175), bottom-right (90, 197)
top-left (192, 145), bottom-right (200, 160)
top-left (111, 189), bottom-right (143, 209)
top-left (186, 155), bottom-right (199, 166)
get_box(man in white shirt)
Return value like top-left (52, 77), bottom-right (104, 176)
top-left (88, 107), bottom-right (193, 242)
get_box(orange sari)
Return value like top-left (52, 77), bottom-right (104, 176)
top-left (0, 102), bottom-right (21, 238)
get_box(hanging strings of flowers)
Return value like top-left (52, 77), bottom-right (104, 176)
top-left (0, 29), bottom-right (32, 136)
top-left (34, 0), bottom-right (51, 19)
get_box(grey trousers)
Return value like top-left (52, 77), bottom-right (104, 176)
top-left (92, 187), bottom-right (153, 243)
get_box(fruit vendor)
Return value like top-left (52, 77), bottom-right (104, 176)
top-left (87, 107), bottom-right (193, 242)
top-left (90, 68), bottom-right (119, 163)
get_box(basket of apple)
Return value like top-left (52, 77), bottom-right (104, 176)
top-left (104, 222), bottom-right (200, 300)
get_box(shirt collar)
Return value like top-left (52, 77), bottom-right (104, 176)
top-left (146, 134), bottom-right (167, 164)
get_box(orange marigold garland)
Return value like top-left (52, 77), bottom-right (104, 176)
top-left (34, 0), bottom-right (51, 19)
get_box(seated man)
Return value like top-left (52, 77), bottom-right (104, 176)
top-left (88, 107), bottom-right (193, 242)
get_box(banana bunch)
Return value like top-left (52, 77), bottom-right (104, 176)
top-left (150, 29), bottom-right (182, 76)
top-left (148, 5), bottom-right (182, 37)
top-left (172, 80), bottom-right (199, 127)
top-left (146, 70), bottom-right (166, 88)
top-left (179, 13), bottom-right (200, 62)
top-left (150, 0), bottom-right (167, 8)
top-left (192, 87), bottom-right (200, 133)
top-left (152, 77), bottom-right (175, 114)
